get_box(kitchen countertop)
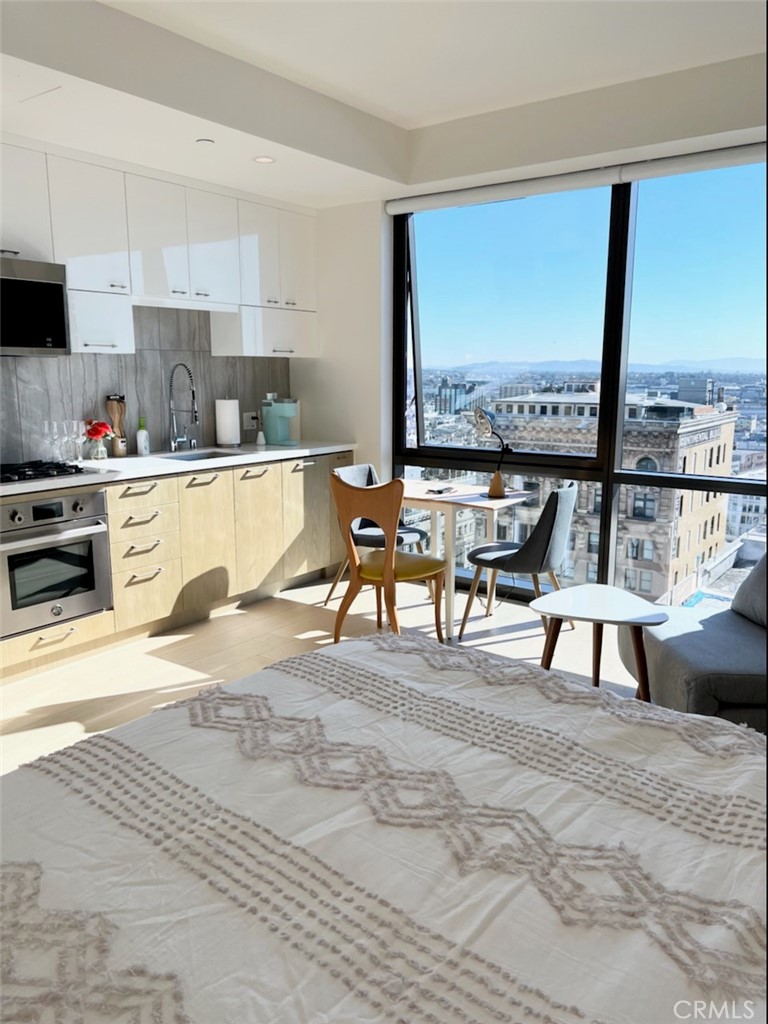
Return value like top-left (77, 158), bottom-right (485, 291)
top-left (0, 441), bottom-right (357, 499)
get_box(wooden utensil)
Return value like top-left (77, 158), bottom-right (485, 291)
top-left (106, 394), bottom-right (126, 438)
top-left (106, 393), bottom-right (127, 457)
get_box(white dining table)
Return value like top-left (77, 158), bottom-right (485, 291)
top-left (401, 480), bottom-right (529, 640)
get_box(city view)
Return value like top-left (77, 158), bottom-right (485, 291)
top-left (401, 361), bottom-right (766, 608)
top-left (398, 163), bottom-right (765, 608)
top-left (402, 360), bottom-right (766, 606)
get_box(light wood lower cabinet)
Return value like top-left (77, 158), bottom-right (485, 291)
top-left (327, 450), bottom-right (354, 564)
top-left (178, 469), bottom-right (236, 610)
top-left (107, 477), bottom-right (183, 631)
top-left (282, 456), bottom-right (331, 580)
top-left (112, 560), bottom-right (183, 632)
top-left (1, 611), bottom-right (115, 672)
top-left (233, 464), bottom-right (284, 593)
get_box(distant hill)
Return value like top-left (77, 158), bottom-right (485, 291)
top-left (426, 358), bottom-right (765, 375)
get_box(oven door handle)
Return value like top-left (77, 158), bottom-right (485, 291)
top-left (0, 519), bottom-right (108, 554)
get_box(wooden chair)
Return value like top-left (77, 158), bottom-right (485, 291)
top-left (324, 462), bottom-right (429, 606)
top-left (329, 474), bottom-right (447, 643)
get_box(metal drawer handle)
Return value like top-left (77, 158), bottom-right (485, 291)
top-left (194, 290), bottom-right (210, 297)
top-left (171, 289), bottom-right (188, 295)
top-left (189, 473), bottom-right (219, 485)
top-left (1, 249), bottom-right (21, 256)
top-left (84, 342), bottom-right (118, 348)
top-left (127, 539), bottom-right (162, 554)
top-left (272, 348), bottom-right (295, 354)
top-left (267, 297), bottom-right (279, 304)
top-left (109, 282), bottom-right (128, 289)
top-left (36, 627), bottom-right (77, 643)
top-left (293, 461), bottom-right (316, 471)
top-left (242, 467), bottom-right (269, 479)
top-left (125, 510), bottom-right (161, 525)
top-left (128, 567), bottom-right (164, 583)
top-left (124, 481), bottom-right (158, 495)
top-left (284, 300), bottom-right (297, 306)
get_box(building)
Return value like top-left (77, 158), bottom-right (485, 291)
top-left (486, 392), bottom-right (737, 601)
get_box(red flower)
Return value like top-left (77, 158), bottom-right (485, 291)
top-left (85, 419), bottom-right (114, 440)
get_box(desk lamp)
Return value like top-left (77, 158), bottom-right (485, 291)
top-left (474, 407), bottom-right (511, 498)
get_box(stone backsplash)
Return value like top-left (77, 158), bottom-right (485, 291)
top-left (0, 306), bottom-right (290, 462)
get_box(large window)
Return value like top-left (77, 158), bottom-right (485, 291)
top-left (394, 160), bottom-right (767, 607)
top-left (407, 188), bottom-right (611, 457)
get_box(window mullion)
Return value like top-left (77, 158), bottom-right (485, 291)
top-left (597, 182), bottom-right (637, 585)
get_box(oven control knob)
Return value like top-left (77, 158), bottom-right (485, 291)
top-left (72, 501), bottom-right (85, 514)
top-left (10, 510), bottom-right (25, 525)
top-left (51, 604), bottom-right (63, 617)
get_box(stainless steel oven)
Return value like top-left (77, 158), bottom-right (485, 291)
top-left (0, 490), bottom-right (112, 639)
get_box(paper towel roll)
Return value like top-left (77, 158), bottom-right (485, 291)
top-left (215, 399), bottom-right (241, 446)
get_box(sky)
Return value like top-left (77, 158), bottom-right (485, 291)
top-left (413, 162), bottom-right (766, 368)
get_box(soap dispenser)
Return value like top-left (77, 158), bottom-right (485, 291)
top-left (136, 416), bottom-right (151, 456)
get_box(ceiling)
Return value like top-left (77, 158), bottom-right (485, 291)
top-left (1, 1), bottom-right (765, 209)
top-left (101, 0), bottom-right (766, 130)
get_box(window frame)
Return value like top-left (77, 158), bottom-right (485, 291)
top-left (392, 175), bottom-right (767, 596)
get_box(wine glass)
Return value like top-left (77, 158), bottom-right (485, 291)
top-left (41, 420), bottom-right (54, 461)
top-left (49, 420), bottom-right (60, 462)
top-left (57, 421), bottom-right (72, 462)
top-left (73, 420), bottom-right (86, 462)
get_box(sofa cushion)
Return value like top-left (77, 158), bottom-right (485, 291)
top-left (731, 555), bottom-right (767, 628)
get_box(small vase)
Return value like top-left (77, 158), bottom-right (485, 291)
top-left (90, 439), bottom-right (109, 463)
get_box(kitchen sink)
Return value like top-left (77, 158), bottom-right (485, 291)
top-left (160, 450), bottom-right (243, 461)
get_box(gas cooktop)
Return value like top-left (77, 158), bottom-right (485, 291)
top-left (0, 460), bottom-right (87, 484)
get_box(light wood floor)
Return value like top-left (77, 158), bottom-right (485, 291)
top-left (0, 578), bottom-right (638, 775)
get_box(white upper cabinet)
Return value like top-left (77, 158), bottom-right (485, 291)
top-left (238, 201), bottom-right (281, 308)
top-left (210, 306), bottom-right (316, 359)
top-left (186, 188), bottom-right (240, 305)
top-left (279, 211), bottom-right (316, 312)
top-left (47, 155), bottom-right (131, 293)
top-left (0, 145), bottom-right (54, 262)
top-left (125, 175), bottom-right (190, 301)
top-left (239, 202), bottom-right (316, 312)
top-left (67, 290), bottom-right (135, 354)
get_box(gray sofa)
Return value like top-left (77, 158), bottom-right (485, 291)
top-left (618, 555), bottom-right (767, 733)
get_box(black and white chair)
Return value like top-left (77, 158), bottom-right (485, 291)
top-left (325, 463), bottom-right (430, 605)
top-left (458, 481), bottom-right (577, 640)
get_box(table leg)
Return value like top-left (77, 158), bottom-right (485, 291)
top-left (630, 625), bottom-right (652, 703)
top-left (541, 616), bottom-right (563, 670)
top-left (444, 508), bottom-right (456, 639)
top-left (592, 622), bottom-right (603, 688)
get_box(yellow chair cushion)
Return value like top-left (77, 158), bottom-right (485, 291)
top-left (359, 550), bottom-right (445, 582)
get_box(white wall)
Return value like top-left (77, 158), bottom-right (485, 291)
top-left (290, 201), bottom-right (393, 475)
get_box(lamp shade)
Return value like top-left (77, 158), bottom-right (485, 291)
top-left (474, 407), bottom-right (497, 436)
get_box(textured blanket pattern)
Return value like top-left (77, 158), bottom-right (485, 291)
top-left (1, 634), bottom-right (765, 1024)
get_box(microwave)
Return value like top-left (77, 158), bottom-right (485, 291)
top-left (0, 257), bottom-right (70, 357)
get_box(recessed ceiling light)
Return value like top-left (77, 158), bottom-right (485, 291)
top-left (253, 155), bottom-right (276, 164)
top-left (195, 138), bottom-right (215, 145)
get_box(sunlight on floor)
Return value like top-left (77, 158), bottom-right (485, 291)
top-left (0, 578), bottom-right (637, 774)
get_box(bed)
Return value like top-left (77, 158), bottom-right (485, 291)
top-left (1, 633), bottom-right (765, 1024)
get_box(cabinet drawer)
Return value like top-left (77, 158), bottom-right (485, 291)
top-left (110, 530), bottom-right (181, 571)
top-left (112, 559), bottom-right (183, 631)
top-left (107, 477), bottom-right (178, 511)
top-left (1, 611), bottom-right (115, 671)
top-left (110, 502), bottom-right (180, 540)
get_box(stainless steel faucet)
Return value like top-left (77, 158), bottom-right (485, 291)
top-left (169, 362), bottom-right (199, 451)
